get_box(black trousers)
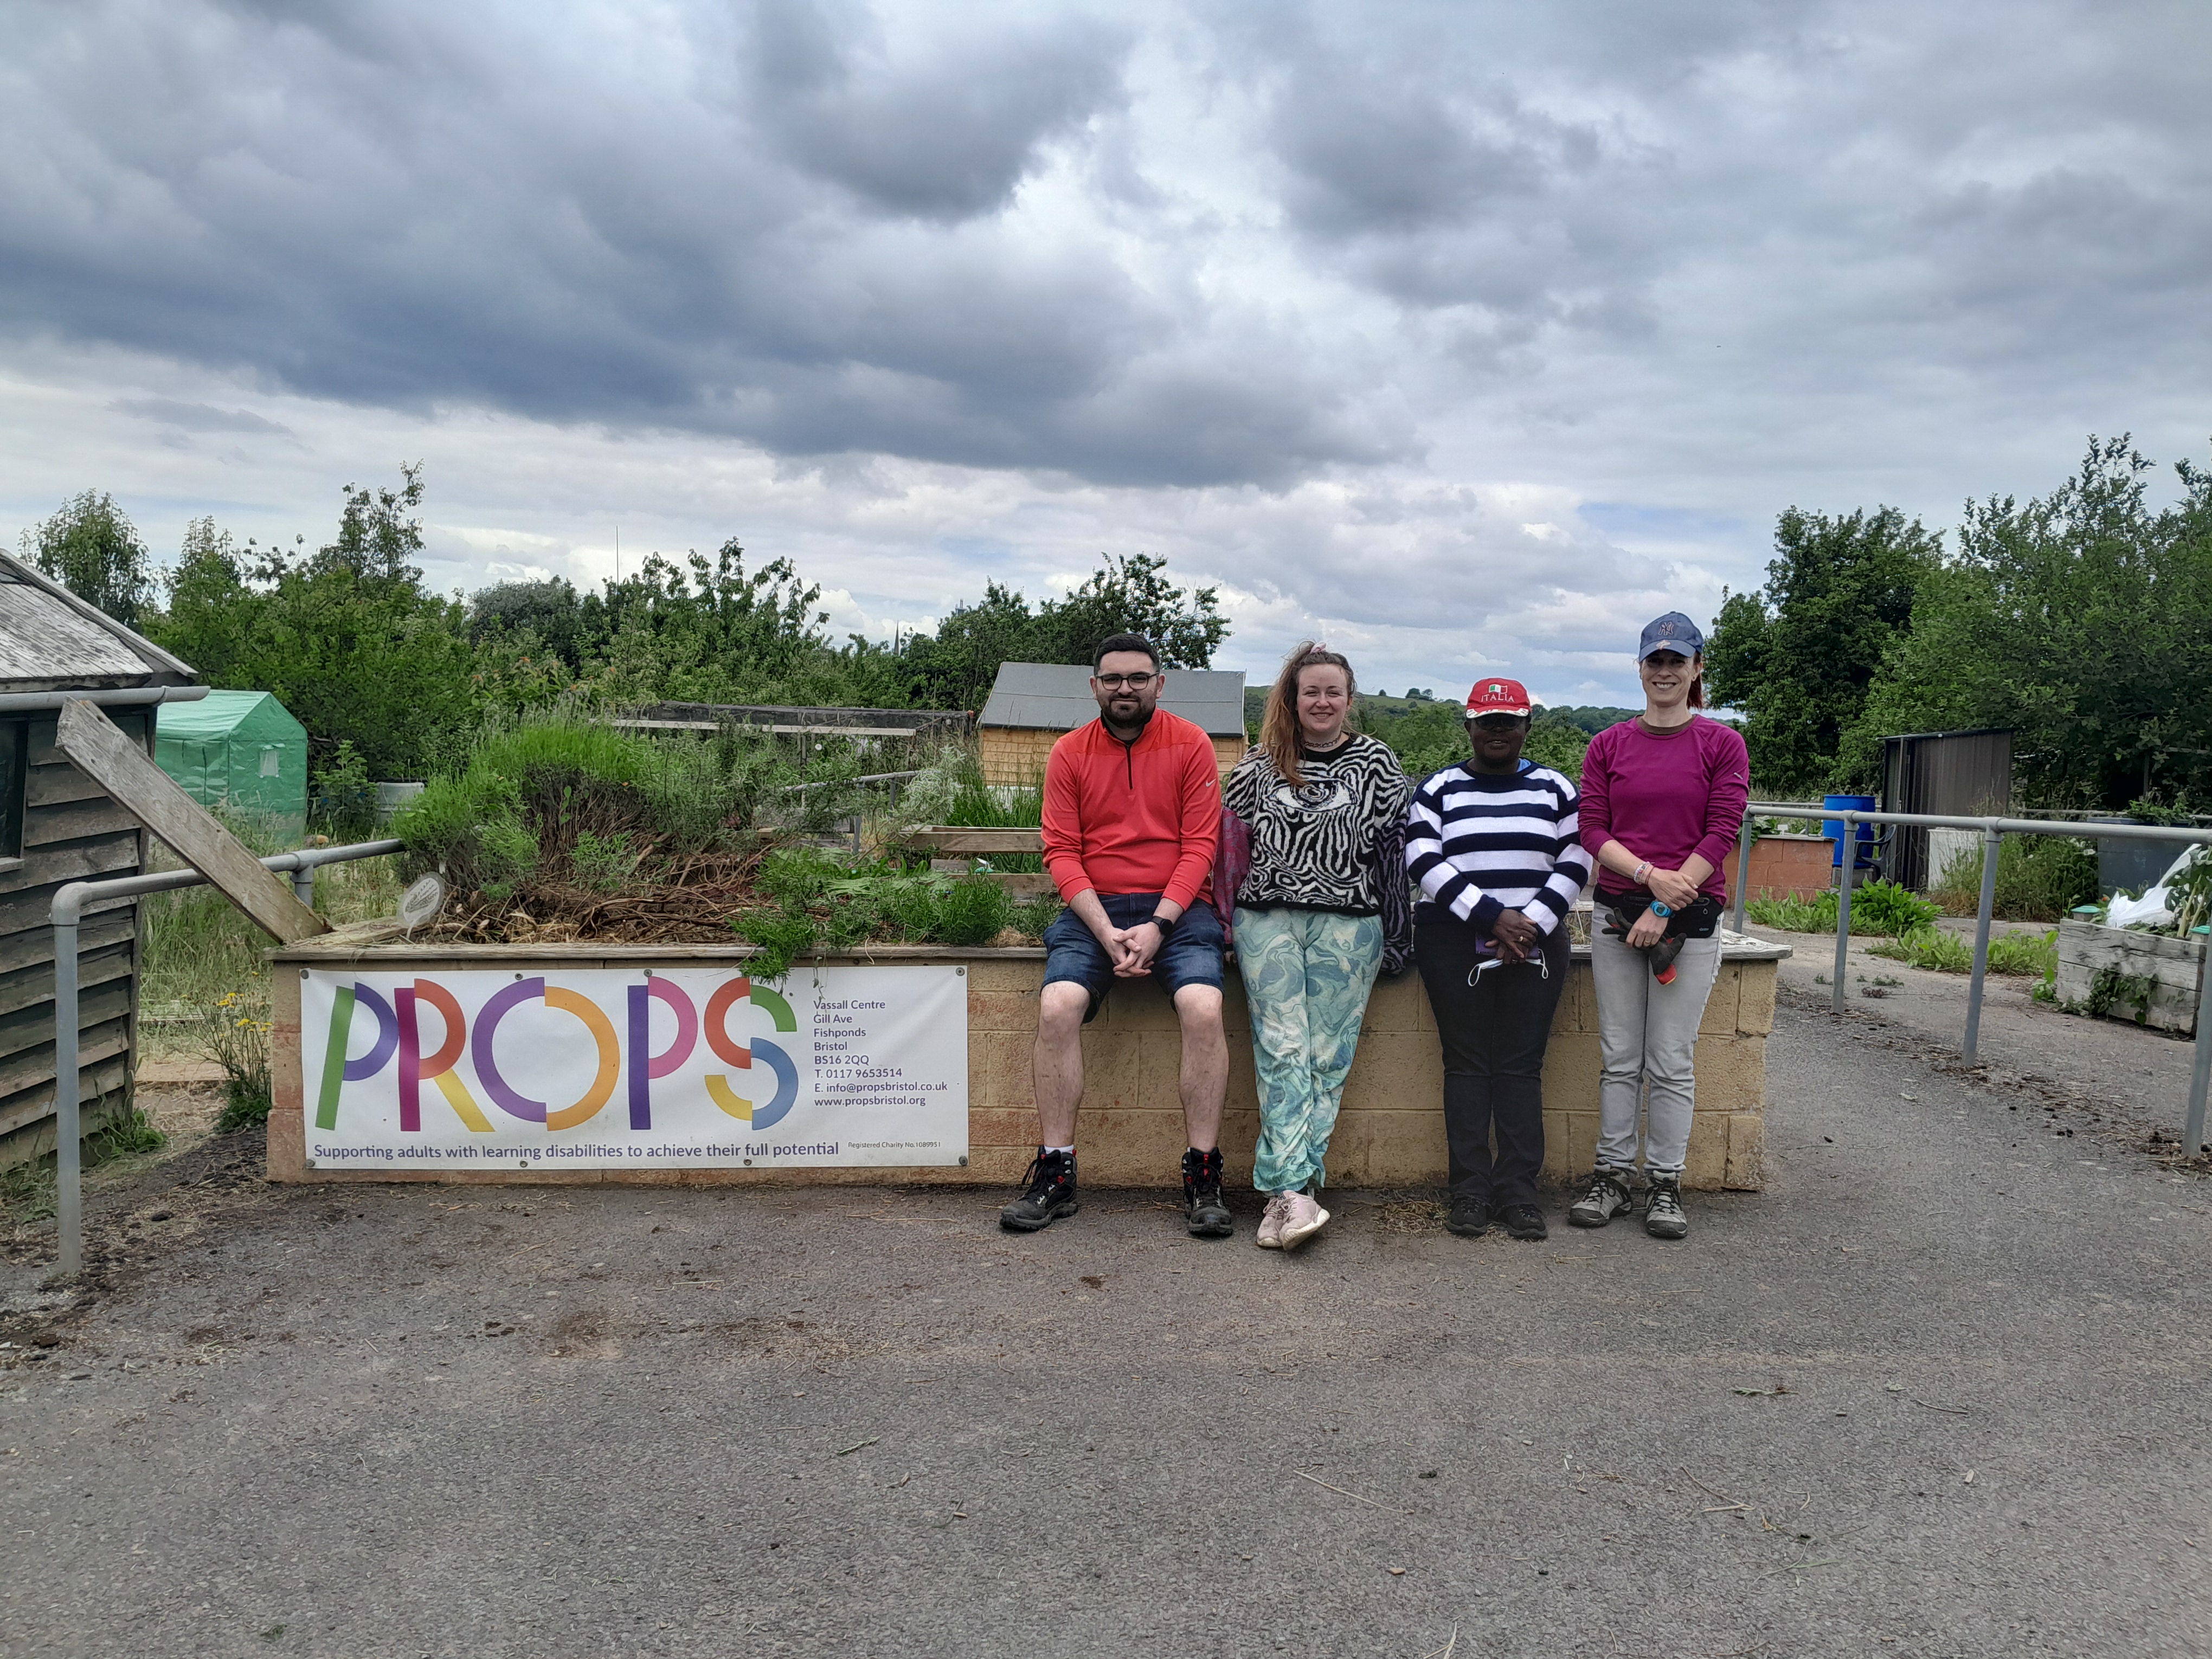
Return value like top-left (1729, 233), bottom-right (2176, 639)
top-left (1414, 916), bottom-right (1569, 1206)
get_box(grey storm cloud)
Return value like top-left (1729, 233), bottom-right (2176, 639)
top-left (2, 0), bottom-right (2209, 500)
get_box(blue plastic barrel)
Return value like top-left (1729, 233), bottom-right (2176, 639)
top-left (1822, 794), bottom-right (1878, 869)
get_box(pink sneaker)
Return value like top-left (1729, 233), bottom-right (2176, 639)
top-left (1256, 1193), bottom-right (1287, 1249)
top-left (1278, 1191), bottom-right (1330, 1250)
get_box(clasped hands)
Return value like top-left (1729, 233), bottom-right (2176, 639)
top-left (1099, 918), bottom-right (1167, 978)
top-left (1624, 864), bottom-right (1701, 947)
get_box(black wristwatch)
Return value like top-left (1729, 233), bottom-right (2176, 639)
top-left (1146, 911), bottom-right (1179, 939)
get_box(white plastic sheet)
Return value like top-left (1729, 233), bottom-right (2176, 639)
top-left (2105, 844), bottom-right (2200, 929)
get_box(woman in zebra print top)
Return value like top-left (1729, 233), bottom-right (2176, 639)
top-left (1220, 643), bottom-right (1411, 1251)
top-left (1404, 676), bottom-right (1593, 1243)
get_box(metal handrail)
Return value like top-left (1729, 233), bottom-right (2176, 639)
top-left (48, 838), bottom-right (404, 1276)
top-left (1726, 802), bottom-right (2212, 1154)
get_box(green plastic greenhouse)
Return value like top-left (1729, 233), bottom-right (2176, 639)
top-left (155, 690), bottom-right (310, 841)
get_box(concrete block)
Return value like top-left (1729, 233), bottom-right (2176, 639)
top-left (1365, 976), bottom-right (1427, 1035)
top-left (964, 959), bottom-right (1042, 994)
top-left (1219, 977), bottom-right (1251, 1038)
top-left (1735, 963), bottom-right (1777, 1036)
top-left (1101, 978), bottom-right (1182, 1032)
top-left (1542, 1110), bottom-right (1600, 1181)
top-left (969, 1107), bottom-right (1041, 1148)
top-left (1538, 1034), bottom-right (1603, 1115)
top-left (966, 992), bottom-right (1038, 1033)
top-left (1724, 1113), bottom-right (1765, 1190)
top-left (1076, 1029), bottom-right (1140, 1109)
top-left (1700, 964), bottom-right (1741, 1036)
top-left (1373, 1109), bottom-right (1450, 1185)
top-left (1341, 1030), bottom-right (1445, 1114)
top-left (981, 1031), bottom-right (1036, 1110)
top-left (1689, 1034), bottom-right (1764, 1114)
top-left (1070, 1107), bottom-right (1205, 1185)
top-left (1682, 1115), bottom-right (1730, 1189)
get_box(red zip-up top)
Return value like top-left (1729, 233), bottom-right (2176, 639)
top-left (1041, 709), bottom-right (1220, 910)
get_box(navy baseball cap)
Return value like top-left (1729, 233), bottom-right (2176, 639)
top-left (1637, 612), bottom-right (1705, 660)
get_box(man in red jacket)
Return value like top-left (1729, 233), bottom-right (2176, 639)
top-left (999, 633), bottom-right (1233, 1238)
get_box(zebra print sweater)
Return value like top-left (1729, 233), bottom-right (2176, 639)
top-left (1403, 760), bottom-right (1592, 934)
top-left (1221, 734), bottom-right (1411, 915)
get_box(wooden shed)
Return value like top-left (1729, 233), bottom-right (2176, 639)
top-left (0, 551), bottom-right (203, 1165)
top-left (977, 663), bottom-right (1247, 786)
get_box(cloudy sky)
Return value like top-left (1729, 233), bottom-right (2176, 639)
top-left (2, 0), bottom-right (2206, 705)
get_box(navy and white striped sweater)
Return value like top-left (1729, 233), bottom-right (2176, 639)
top-left (1404, 760), bottom-right (1592, 934)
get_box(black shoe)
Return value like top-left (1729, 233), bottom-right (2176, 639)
top-left (1181, 1147), bottom-right (1234, 1238)
top-left (1496, 1202), bottom-right (1548, 1241)
top-left (1444, 1195), bottom-right (1489, 1236)
top-left (1000, 1149), bottom-right (1078, 1232)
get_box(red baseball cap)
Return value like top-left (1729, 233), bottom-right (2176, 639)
top-left (1464, 677), bottom-right (1532, 718)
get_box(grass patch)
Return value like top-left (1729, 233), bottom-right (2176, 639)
top-left (1930, 837), bottom-right (2099, 922)
top-left (1745, 880), bottom-right (1937, 937)
top-left (1870, 926), bottom-right (2059, 978)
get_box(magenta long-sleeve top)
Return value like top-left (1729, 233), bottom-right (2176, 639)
top-left (1577, 716), bottom-right (1751, 902)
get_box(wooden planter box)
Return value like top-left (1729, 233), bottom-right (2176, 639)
top-left (2055, 919), bottom-right (2204, 1034)
top-left (266, 928), bottom-right (1788, 1192)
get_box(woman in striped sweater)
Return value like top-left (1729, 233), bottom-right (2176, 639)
top-left (1404, 677), bottom-right (1593, 1240)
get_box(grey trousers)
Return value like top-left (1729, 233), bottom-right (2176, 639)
top-left (1588, 926), bottom-right (1722, 1176)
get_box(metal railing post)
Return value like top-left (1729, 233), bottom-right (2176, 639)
top-left (1831, 812), bottom-right (1854, 1014)
top-left (293, 866), bottom-right (314, 908)
top-left (45, 837), bottom-right (403, 1277)
top-left (52, 914), bottom-right (80, 1277)
top-left (2188, 944), bottom-right (2212, 1154)
top-left (1962, 821), bottom-right (2002, 1064)
top-left (1731, 809), bottom-right (1753, 934)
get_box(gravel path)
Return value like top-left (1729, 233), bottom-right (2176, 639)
top-left (3, 998), bottom-right (2209, 1657)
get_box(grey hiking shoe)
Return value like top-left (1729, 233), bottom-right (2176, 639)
top-left (1642, 1174), bottom-right (1689, 1240)
top-left (1567, 1168), bottom-right (1635, 1229)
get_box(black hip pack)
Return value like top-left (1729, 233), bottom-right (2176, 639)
top-left (1602, 893), bottom-right (1724, 983)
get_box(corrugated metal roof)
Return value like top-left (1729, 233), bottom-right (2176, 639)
top-left (0, 551), bottom-right (194, 690)
top-left (979, 662), bottom-right (1247, 737)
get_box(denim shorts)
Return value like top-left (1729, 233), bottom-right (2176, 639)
top-left (1043, 892), bottom-right (1226, 1022)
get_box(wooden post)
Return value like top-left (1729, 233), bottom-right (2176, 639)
top-left (56, 700), bottom-right (329, 942)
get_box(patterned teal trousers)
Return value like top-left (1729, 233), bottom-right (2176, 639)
top-left (1234, 907), bottom-right (1385, 1194)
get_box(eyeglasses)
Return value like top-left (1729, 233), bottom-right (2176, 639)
top-left (1095, 672), bottom-right (1156, 689)
top-left (1470, 713), bottom-right (1528, 731)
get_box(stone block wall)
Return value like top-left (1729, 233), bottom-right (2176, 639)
top-left (267, 938), bottom-right (1781, 1191)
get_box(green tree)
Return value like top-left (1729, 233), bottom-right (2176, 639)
top-left (898, 554), bottom-right (1229, 710)
top-left (1706, 506), bottom-right (1939, 794)
top-left (146, 474), bottom-right (479, 778)
top-left (1843, 436), bottom-right (2212, 809)
top-left (21, 490), bottom-right (156, 625)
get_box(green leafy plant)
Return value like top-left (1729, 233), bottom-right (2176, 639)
top-left (1744, 879), bottom-right (1935, 937)
top-left (1930, 838), bottom-right (2099, 922)
top-left (1745, 891), bottom-right (1840, 933)
top-left (569, 828), bottom-right (643, 893)
top-left (2084, 964), bottom-right (2159, 1024)
top-left (1871, 925), bottom-right (2057, 977)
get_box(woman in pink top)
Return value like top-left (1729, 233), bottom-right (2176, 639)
top-left (1568, 612), bottom-right (1750, 1242)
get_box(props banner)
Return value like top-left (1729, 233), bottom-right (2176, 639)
top-left (300, 965), bottom-right (968, 1171)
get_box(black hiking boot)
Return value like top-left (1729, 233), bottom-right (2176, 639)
top-left (1182, 1147), bottom-right (1234, 1238)
top-left (1445, 1194), bottom-right (1490, 1237)
top-left (1496, 1201), bottom-right (1548, 1241)
top-left (1000, 1149), bottom-right (1078, 1232)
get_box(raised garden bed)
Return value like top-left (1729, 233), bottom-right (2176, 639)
top-left (2054, 918), bottom-right (2204, 1034)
